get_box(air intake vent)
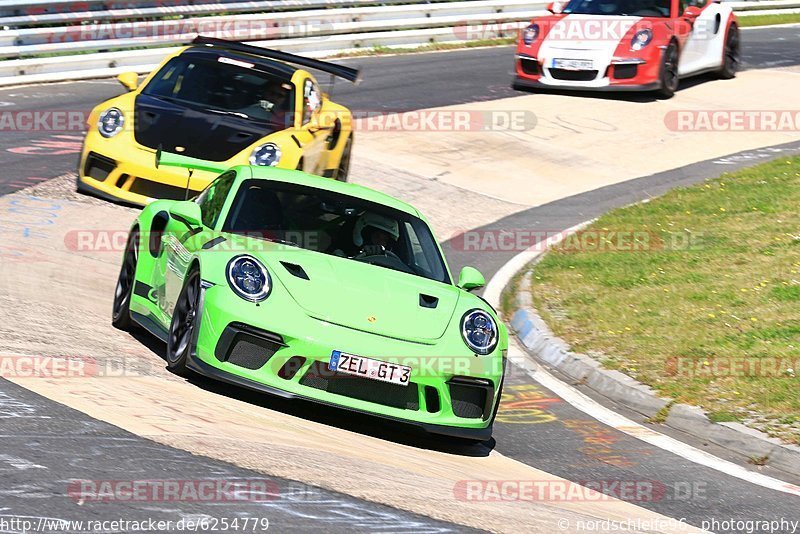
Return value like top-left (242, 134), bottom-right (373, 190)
top-left (419, 294), bottom-right (438, 309)
top-left (280, 261), bottom-right (309, 280)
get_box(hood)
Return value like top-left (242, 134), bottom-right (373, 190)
top-left (259, 248), bottom-right (460, 343)
top-left (133, 94), bottom-right (281, 161)
top-left (539, 14), bottom-right (642, 53)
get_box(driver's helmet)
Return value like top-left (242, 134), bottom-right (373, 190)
top-left (353, 212), bottom-right (400, 247)
top-left (598, 0), bottom-right (618, 13)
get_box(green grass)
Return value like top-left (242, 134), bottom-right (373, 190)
top-left (530, 156), bottom-right (800, 445)
top-left (329, 37), bottom-right (517, 59)
top-left (738, 13), bottom-right (800, 27)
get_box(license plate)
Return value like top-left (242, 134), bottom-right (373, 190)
top-left (329, 350), bottom-right (411, 387)
top-left (552, 58), bottom-right (594, 70)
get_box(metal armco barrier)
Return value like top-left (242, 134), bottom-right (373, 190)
top-left (0, 0), bottom-right (796, 86)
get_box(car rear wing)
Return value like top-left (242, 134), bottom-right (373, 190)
top-left (192, 36), bottom-right (362, 84)
top-left (155, 146), bottom-right (229, 175)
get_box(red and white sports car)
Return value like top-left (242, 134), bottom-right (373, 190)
top-left (513, 0), bottom-right (740, 98)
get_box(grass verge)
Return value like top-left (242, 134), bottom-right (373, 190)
top-left (738, 13), bottom-right (800, 27)
top-left (530, 156), bottom-right (800, 445)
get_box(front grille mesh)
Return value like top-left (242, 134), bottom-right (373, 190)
top-left (449, 383), bottom-right (487, 419)
top-left (300, 361), bottom-right (419, 410)
top-left (128, 178), bottom-right (201, 200)
top-left (226, 338), bottom-right (278, 370)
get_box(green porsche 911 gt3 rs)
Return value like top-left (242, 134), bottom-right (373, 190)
top-left (112, 151), bottom-right (507, 440)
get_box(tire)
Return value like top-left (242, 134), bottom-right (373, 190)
top-left (719, 23), bottom-right (740, 79)
top-left (166, 269), bottom-right (201, 376)
top-left (656, 42), bottom-right (680, 99)
top-left (335, 135), bottom-right (352, 182)
top-left (111, 229), bottom-right (139, 331)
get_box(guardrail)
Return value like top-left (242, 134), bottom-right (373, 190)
top-left (0, 0), bottom-right (542, 86)
top-left (0, 0), bottom-right (796, 87)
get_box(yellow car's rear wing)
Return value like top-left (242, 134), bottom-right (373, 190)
top-left (193, 36), bottom-right (362, 84)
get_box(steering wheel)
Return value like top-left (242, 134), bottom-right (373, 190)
top-left (355, 249), bottom-right (415, 274)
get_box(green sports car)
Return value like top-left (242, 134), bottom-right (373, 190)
top-left (112, 151), bottom-right (507, 440)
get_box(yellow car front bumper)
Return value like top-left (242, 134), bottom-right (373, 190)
top-left (78, 129), bottom-right (226, 206)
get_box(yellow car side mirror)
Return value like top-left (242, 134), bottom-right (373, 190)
top-left (117, 72), bottom-right (139, 92)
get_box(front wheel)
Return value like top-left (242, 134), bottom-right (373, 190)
top-left (656, 43), bottom-right (680, 99)
top-left (111, 229), bottom-right (139, 331)
top-left (719, 23), bottom-right (740, 79)
top-left (166, 269), bottom-right (201, 376)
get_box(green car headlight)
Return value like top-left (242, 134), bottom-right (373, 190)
top-left (97, 107), bottom-right (124, 138)
top-left (461, 309), bottom-right (498, 355)
top-left (227, 255), bottom-right (271, 302)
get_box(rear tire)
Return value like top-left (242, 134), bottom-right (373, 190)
top-left (335, 135), bottom-right (352, 182)
top-left (719, 23), bottom-right (740, 79)
top-left (166, 269), bottom-right (201, 376)
top-left (656, 42), bottom-right (680, 99)
top-left (111, 229), bottom-right (139, 331)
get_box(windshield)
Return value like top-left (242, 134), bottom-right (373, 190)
top-left (142, 55), bottom-right (294, 122)
top-left (563, 0), bottom-right (670, 17)
top-left (221, 180), bottom-right (451, 284)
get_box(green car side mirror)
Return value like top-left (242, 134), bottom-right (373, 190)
top-left (169, 201), bottom-right (202, 228)
top-left (458, 266), bottom-right (485, 291)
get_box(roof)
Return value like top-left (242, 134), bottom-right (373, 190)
top-left (236, 165), bottom-right (421, 217)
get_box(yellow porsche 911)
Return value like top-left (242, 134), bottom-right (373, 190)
top-left (78, 36), bottom-right (359, 206)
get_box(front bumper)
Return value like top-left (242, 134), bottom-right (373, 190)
top-left (514, 52), bottom-right (660, 92)
top-left (77, 130), bottom-right (224, 207)
top-left (513, 75), bottom-right (660, 92)
top-left (185, 283), bottom-right (505, 439)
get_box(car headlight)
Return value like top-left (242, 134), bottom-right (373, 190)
top-left (461, 309), bottom-right (498, 355)
top-left (522, 24), bottom-right (540, 45)
top-left (249, 143), bottom-right (282, 167)
top-left (227, 255), bottom-right (271, 302)
top-left (97, 107), bottom-right (124, 138)
top-left (631, 29), bottom-right (653, 51)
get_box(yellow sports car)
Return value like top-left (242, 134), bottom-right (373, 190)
top-left (78, 36), bottom-right (359, 206)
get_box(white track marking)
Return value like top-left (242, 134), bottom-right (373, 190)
top-left (0, 454), bottom-right (46, 470)
top-left (486, 228), bottom-right (800, 499)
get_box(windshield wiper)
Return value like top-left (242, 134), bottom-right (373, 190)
top-left (264, 237), bottom-right (300, 248)
top-left (206, 108), bottom-right (251, 119)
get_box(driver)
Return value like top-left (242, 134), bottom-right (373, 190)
top-left (352, 212), bottom-right (400, 256)
top-left (597, 0), bottom-right (619, 13)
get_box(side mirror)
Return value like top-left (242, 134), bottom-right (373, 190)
top-left (458, 266), bottom-right (485, 291)
top-left (546, 1), bottom-right (563, 13)
top-left (683, 5), bottom-right (701, 20)
top-left (169, 201), bottom-right (202, 228)
top-left (117, 72), bottom-right (139, 92)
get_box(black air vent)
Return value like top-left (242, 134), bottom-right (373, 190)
top-left (419, 294), bottom-right (438, 309)
top-left (281, 261), bottom-right (309, 280)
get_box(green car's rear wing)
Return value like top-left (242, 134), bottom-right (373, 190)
top-left (155, 146), bottom-right (229, 175)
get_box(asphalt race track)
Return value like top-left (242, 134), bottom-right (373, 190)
top-left (1, 24), bottom-right (799, 533)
